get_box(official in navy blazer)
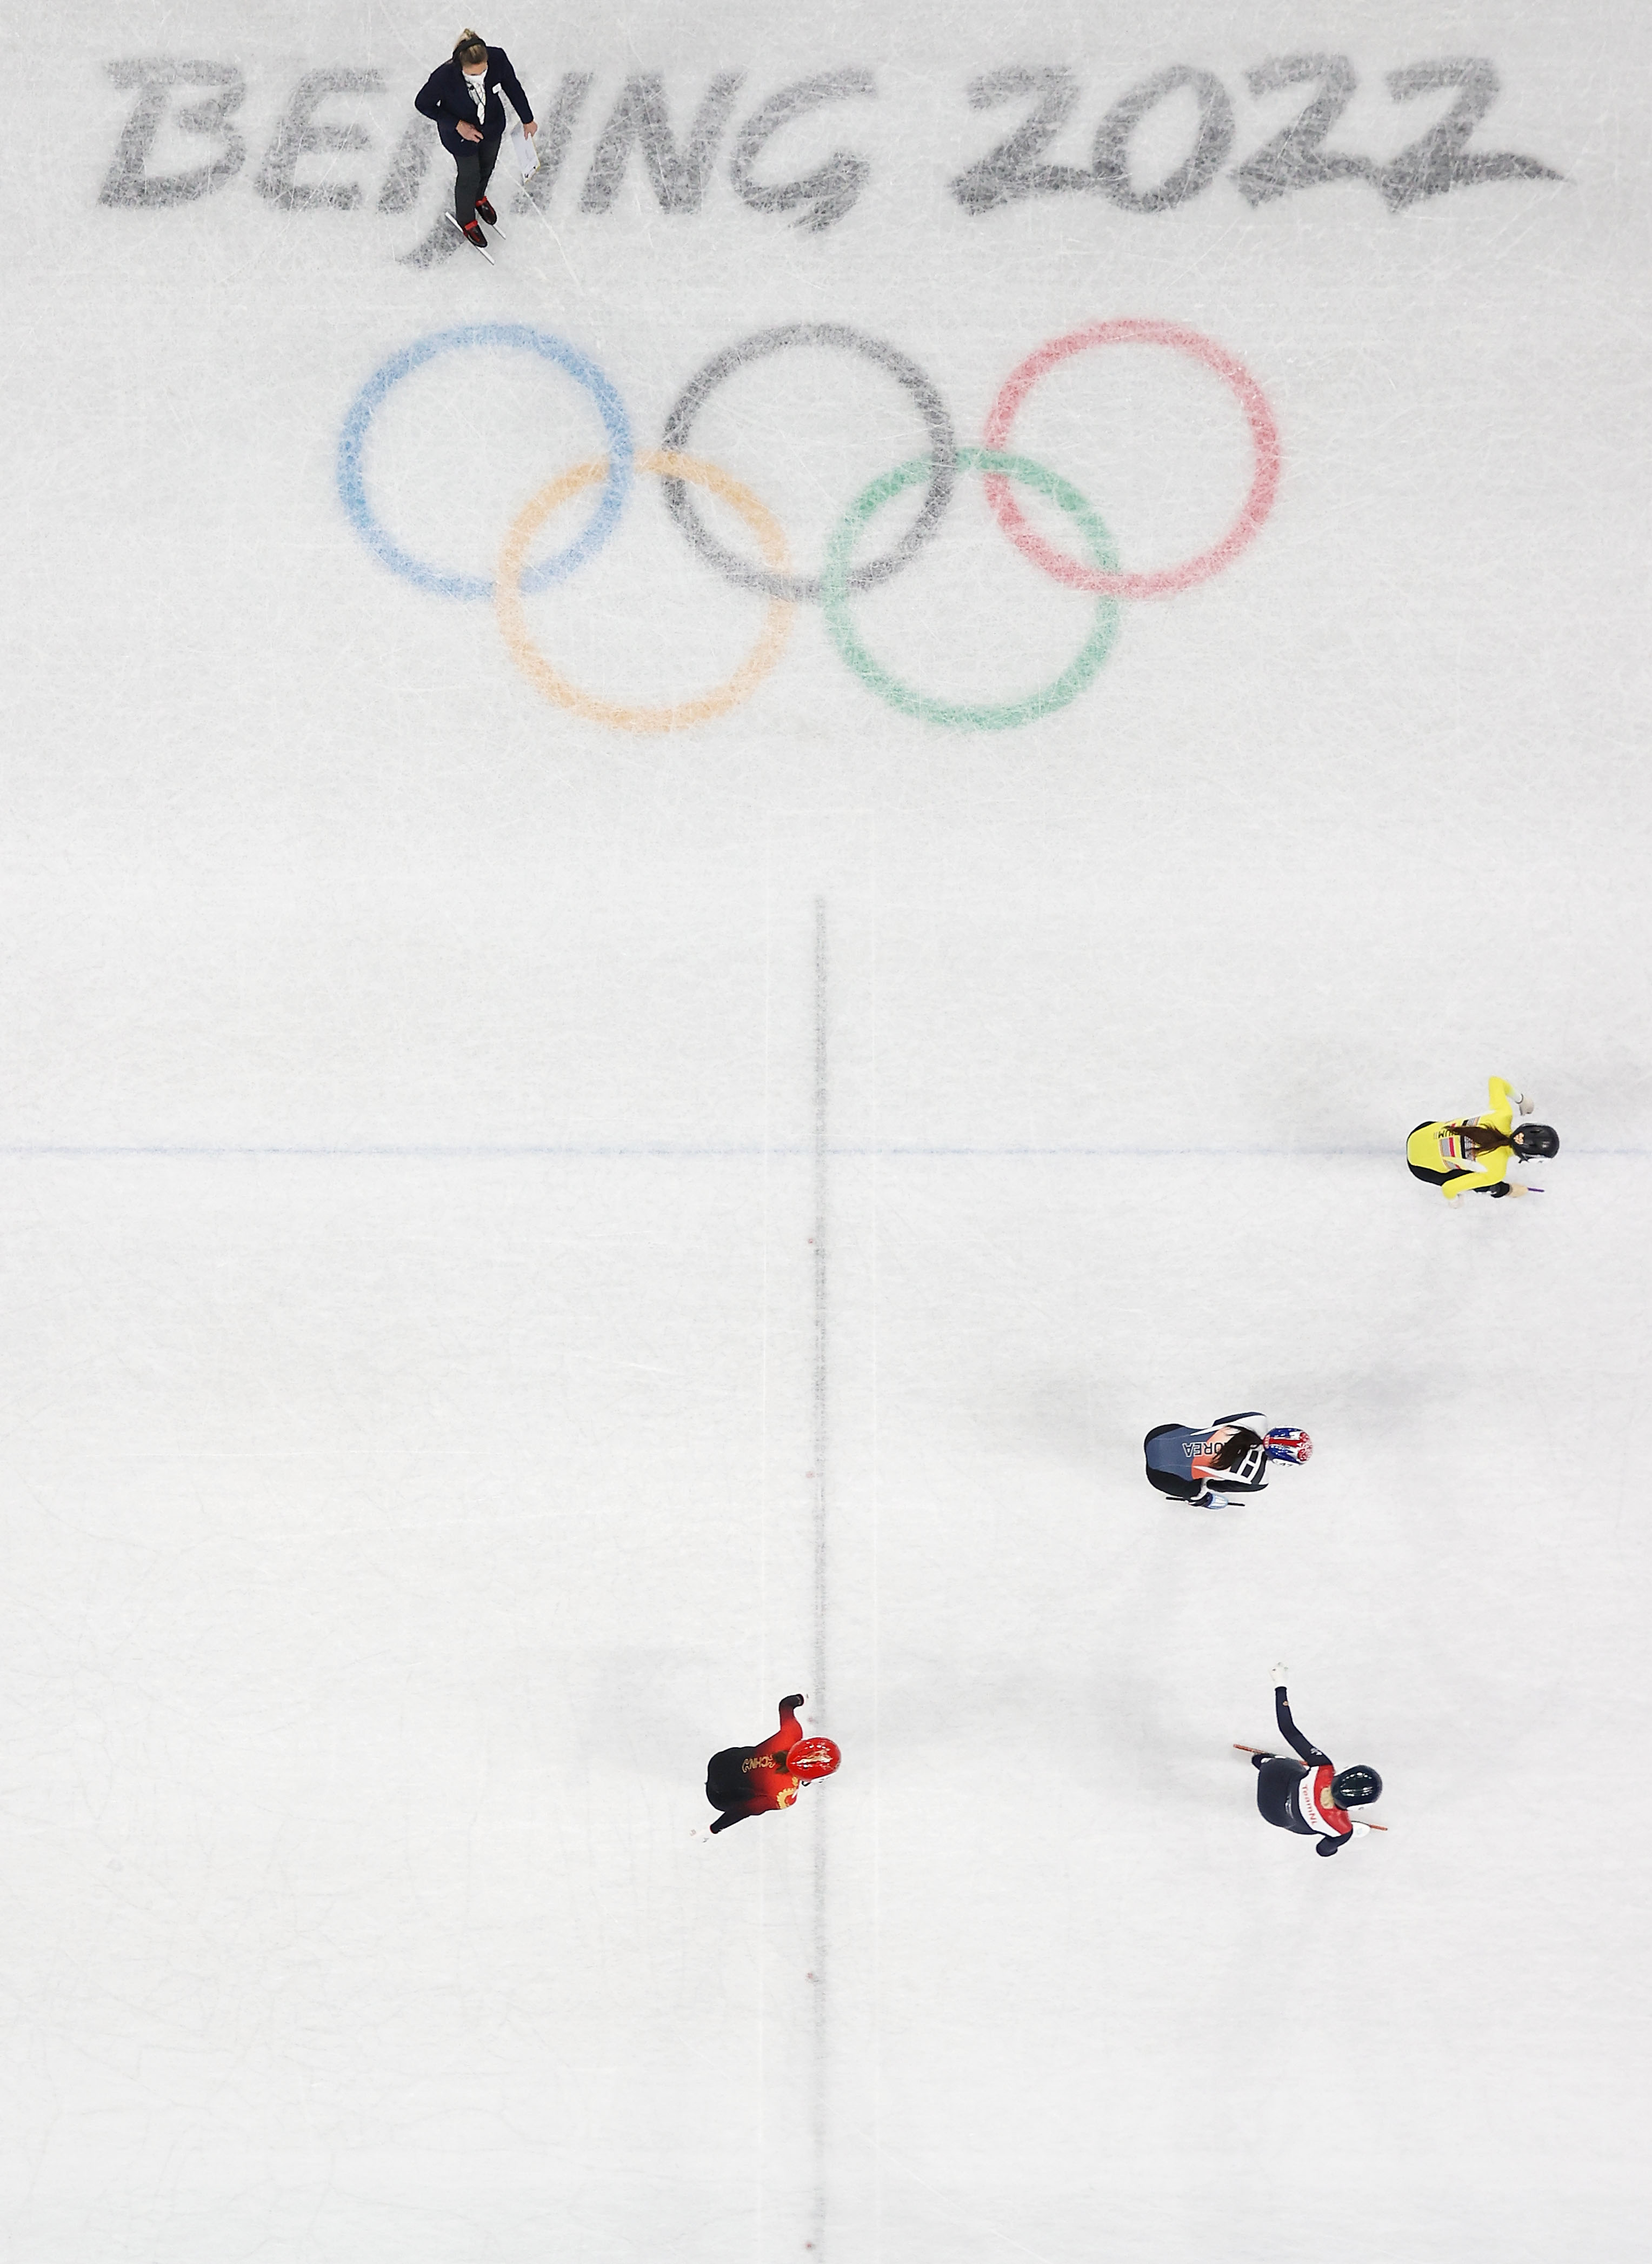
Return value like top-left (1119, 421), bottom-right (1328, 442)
top-left (414, 29), bottom-right (537, 248)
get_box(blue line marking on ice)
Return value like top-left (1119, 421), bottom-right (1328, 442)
top-left (336, 324), bottom-right (633, 600)
top-left (1, 1144), bottom-right (1640, 1161)
top-left (810, 896), bottom-right (830, 2260)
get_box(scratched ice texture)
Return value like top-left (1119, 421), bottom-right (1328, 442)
top-left (0, 0), bottom-right (1648, 2258)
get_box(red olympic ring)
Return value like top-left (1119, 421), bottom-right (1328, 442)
top-left (981, 319), bottom-right (1282, 600)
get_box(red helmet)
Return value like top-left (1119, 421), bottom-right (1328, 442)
top-left (790, 1737), bottom-right (841, 1780)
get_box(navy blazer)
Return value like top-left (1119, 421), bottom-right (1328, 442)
top-left (414, 49), bottom-right (534, 156)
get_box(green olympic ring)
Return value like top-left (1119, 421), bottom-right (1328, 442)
top-left (821, 447), bottom-right (1122, 733)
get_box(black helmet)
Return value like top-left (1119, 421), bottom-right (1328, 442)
top-left (1512, 1123), bottom-right (1558, 1160)
top-left (1331, 1764), bottom-right (1382, 1808)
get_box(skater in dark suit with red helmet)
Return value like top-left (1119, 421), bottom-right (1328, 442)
top-left (414, 29), bottom-right (536, 249)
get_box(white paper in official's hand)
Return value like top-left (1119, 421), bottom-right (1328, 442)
top-left (509, 122), bottom-right (539, 178)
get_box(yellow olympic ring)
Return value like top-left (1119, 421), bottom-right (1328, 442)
top-left (495, 449), bottom-right (794, 734)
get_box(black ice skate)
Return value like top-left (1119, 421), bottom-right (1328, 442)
top-left (445, 212), bottom-right (495, 263)
top-left (474, 195), bottom-right (498, 226)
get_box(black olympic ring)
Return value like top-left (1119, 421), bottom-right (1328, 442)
top-left (658, 322), bottom-right (958, 603)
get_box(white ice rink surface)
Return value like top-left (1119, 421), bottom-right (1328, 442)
top-left (4, 2), bottom-right (1651, 2258)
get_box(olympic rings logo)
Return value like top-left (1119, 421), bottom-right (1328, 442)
top-left (337, 317), bottom-right (1281, 735)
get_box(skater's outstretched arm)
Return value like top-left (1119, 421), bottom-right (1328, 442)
top-left (1274, 1685), bottom-right (1331, 1767)
top-left (1315, 1835), bottom-right (1345, 1857)
top-left (709, 1810), bottom-right (746, 1834)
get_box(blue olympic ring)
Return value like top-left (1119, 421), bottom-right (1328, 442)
top-left (336, 324), bottom-right (633, 600)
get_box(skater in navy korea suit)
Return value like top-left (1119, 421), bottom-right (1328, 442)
top-left (415, 30), bottom-right (536, 248)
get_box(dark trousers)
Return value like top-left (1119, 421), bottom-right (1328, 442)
top-left (453, 134), bottom-right (501, 224)
top-left (705, 1747), bottom-right (748, 1811)
top-left (1254, 1756), bottom-right (1314, 1833)
top-left (1143, 1426), bottom-right (1201, 1501)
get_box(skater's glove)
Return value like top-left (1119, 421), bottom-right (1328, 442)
top-left (1517, 1095), bottom-right (1534, 1116)
top-left (780, 1694), bottom-right (805, 1712)
top-left (1315, 1836), bottom-right (1344, 1857)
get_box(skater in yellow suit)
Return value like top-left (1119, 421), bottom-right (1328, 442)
top-left (1406, 1078), bottom-right (1558, 1200)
